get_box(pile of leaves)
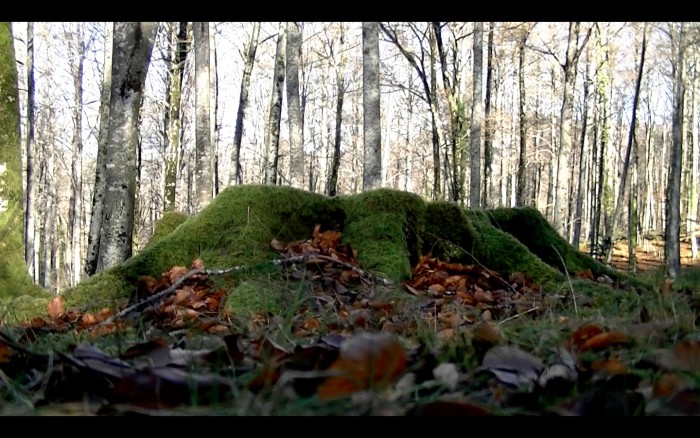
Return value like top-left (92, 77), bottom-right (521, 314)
top-left (1, 224), bottom-right (699, 415)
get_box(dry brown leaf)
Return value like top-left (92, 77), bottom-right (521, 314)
top-left (0, 341), bottom-right (13, 363)
top-left (580, 332), bottom-right (627, 352)
top-left (658, 339), bottom-right (700, 372)
top-left (571, 323), bottom-right (605, 350)
top-left (317, 332), bottom-right (406, 400)
top-left (191, 258), bottom-right (205, 271)
top-left (167, 266), bottom-right (188, 284)
top-left (48, 295), bottom-right (65, 319)
top-left (81, 313), bottom-right (99, 327)
top-left (591, 358), bottom-right (628, 375)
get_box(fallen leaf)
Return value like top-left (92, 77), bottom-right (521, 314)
top-left (191, 258), bottom-right (205, 271)
top-left (317, 332), bottom-right (406, 399)
top-left (580, 332), bottom-right (628, 352)
top-left (481, 345), bottom-right (545, 389)
top-left (47, 295), bottom-right (65, 319)
top-left (657, 339), bottom-right (700, 372)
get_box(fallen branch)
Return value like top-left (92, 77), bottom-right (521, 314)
top-left (97, 254), bottom-right (378, 328)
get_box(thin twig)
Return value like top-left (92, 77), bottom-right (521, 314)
top-left (499, 306), bottom-right (541, 325)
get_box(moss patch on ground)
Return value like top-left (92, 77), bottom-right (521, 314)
top-left (146, 210), bottom-right (189, 248)
top-left (46, 184), bottom-right (650, 317)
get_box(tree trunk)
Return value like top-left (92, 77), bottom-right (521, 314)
top-left (482, 22), bottom-right (495, 207)
top-left (95, 22), bottom-right (157, 273)
top-left (164, 22), bottom-right (188, 210)
top-left (68, 24), bottom-right (85, 286)
top-left (193, 22), bottom-right (213, 210)
top-left (469, 22), bottom-right (484, 208)
top-left (665, 22), bottom-right (685, 281)
top-left (328, 23), bottom-right (346, 197)
top-left (606, 24), bottom-right (647, 263)
top-left (690, 54), bottom-right (699, 260)
top-left (515, 28), bottom-right (527, 207)
top-left (572, 53), bottom-right (591, 250)
top-left (230, 22), bottom-right (260, 186)
top-left (264, 23), bottom-right (286, 186)
top-left (85, 23), bottom-right (113, 277)
top-left (286, 21), bottom-right (304, 189)
top-left (362, 22), bottom-right (381, 191)
top-left (23, 22), bottom-right (39, 282)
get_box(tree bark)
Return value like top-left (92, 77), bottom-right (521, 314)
top-left (193, 22), bottom-right (213, 210)
top-left (362, 22), bottom-right (381, 191)
top-left (68, 23), bottom-right (85, 286)
top-left (483, 22), bottom-right (495, 207)
top-left (264, 23), bottom-right (286, 185)
top-left (287, 21), bottom-right (305, 189)
top-left (24, 22), bottom-right (39, 282)
top-left (230, 22), bottom-right (260, 186)
top-left (515, 27), bottom-right (528, 207)
top-left (469, 22), bottom-right (484, 208)
top-left (665, 22), bottom-right (685, 281)
top-left (85, 23), bottom-right (112, 277)
top-left (164, 22), bottom-right (188, 210)
top-left (572, 53), bottom-right (591, 250)
top-left (606, 23), bottom-right (646, 262)
top-left (328, 23), bottom-right (346, 197)
top-left (95, 22), bottom-right (157, 273)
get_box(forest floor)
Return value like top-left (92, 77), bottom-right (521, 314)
top-left (1, 186), bottom-right (699, 416)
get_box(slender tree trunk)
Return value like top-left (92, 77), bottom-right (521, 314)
top-left (573, 53), bottom-right (591, 250)
top-left (95, 22), bottom-right (157, 273)
top-left (231, 22), bottom-right (260, 186)
top-left (23, 22), bottom-right (39, 282)
top-left (665, 22), bottom-right (685, 281)
top-left (193, 22), bottom-right (213, 210)
top-left (264, 23), bottom-right (286, 185)
top-left (211, 26), bottom-right (219, 196)
top-left (68, 24), bottom-right (85, 286)
top-left (362, 22), bottom-right (382, 191)
top-left (286, 21), bottom-right (304, 189)
top-left (468, 22), bottom-right (484, 208)
top-left (328, 24), bottom-right (346, 197)
top-left (607, 24), bottom-right (647, 262)
top-left (515, 29), bottom-right (528, 207)
top-left (690, 57), bottom-right (699, 260)
top-left (164, 22), bottom-right (188, 210)
top-left (482, 22), bottom-right (495, 207)
top-left (85, 23), bottom-right (113, 277)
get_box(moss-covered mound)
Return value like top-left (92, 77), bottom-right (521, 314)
top-left (146, 210), bottom-right (189, 248)
top-left (1, 184), bottom-right (649, 320)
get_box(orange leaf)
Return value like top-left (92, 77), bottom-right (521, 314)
top-left (47, 295), bottom-right (65, 319)
top-left (81, 313), bottom-right (99, 326)
top-left (191, 258), bottom-right (205, 270)
top-left (167, 266), bottom-right (189, 283)
top-left (0, 341), bottom-right (13, 363)
top-left (571, 323), bottom-right (604, 349)
top-left (591, 358), bottom-right (628, 375)
top-left (317, 333), bottom-right (406, 400)
top-left (580, 331), bottom-right (627, 352)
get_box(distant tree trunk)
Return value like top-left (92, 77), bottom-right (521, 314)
top-left (68, 24), bottom-right (85, 286)
top-left (193, 22), bottom-right (213, 210)
top-left (515, 28), bottom-right (527, 207)
top-left (164, 22), bottom-right (188, 210)
top-left (264, 23), bottom-right (286, 185)
top-left (572, 54), bottom-right (591, 250)
top-left (85, 23), bottom-right (113, 277)
top-left (362, 22), bottom-right (381, 191)
top-left (231, 22), bottom-right (260, 186)
top-left (591, 29), bottom-right (611, 253)
top-left (211, 26), bottom-right (219, 195)
top-left (483, 22), bottom-right (495, 207)
top-left (690, 56), bottom-right (699, 260)
top-left (554, 22), bottom-right (590, 241)
top-left (469, 22), bottom-right (484, 208)
top-left (24, 22), bottom-right (38, 282)
top-left (606, 25), bottom-right (646, 262)
top-left (95, 22), bottom-right (157, 273)
top-left (328, 23), bottom-right (346, 197)
top-left (287, 21), bottom-right (304, 189)
top-left (665, 22), bottom-right (685, 281)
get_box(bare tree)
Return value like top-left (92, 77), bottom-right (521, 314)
top-left (362, 22), bottom-right (381, 191)
top-left (164, 22), bottom-right (188, 210)
top-left (287, 21), bottom-right (305, 189)
top-left (665, 22), bottom-right (685, 281)
top-left (193, 22), bottom-right (213, 210)
top-left (469, 22), bottom-right (484, 208)
top-left (85, 23), bottom-right (112, 277)
top-left (483, 22), bottom-right (496, 207)
top-left (264, 23), bottom-right (286, 185)
top-left (327, 23), bottom-right (347, 196)
top-left (95, 22), bottom-right (157, 273)
top-left (24, 22), bottom-right (39, 282)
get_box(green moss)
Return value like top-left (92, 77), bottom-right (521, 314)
top-left (0, 22), bottom-right (45, 300)
top-left (223, 279), bottom-right (288, 317)
top-left (146, 210), bottom-right (188, 247)
top-left (338, 188), bottom-right (426, 281)
top-left (0, 294), bottom-right (50, 324)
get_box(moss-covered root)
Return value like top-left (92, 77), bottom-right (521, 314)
top-left (422, 202), bottom-right (564, 290)
top-left (338, 189), bottom-right (426, 282)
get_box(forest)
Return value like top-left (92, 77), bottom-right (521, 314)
top-left (0, 22), bottom-right (699, 416)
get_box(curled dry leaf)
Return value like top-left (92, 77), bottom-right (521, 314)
top-left (657, 339), bottom-right (700, 373)
top-left (482, 345), bottom-right (545, 389)
top-left (191, 258), bottom-right (205, 271)
top-left (317, 332), bottom-right (406, 400)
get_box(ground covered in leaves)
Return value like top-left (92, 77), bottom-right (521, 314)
top-left (1, 185), bottom-right (700, 415)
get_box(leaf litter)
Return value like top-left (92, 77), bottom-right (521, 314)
top-left (0, 224), bottom-right (698, 415)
